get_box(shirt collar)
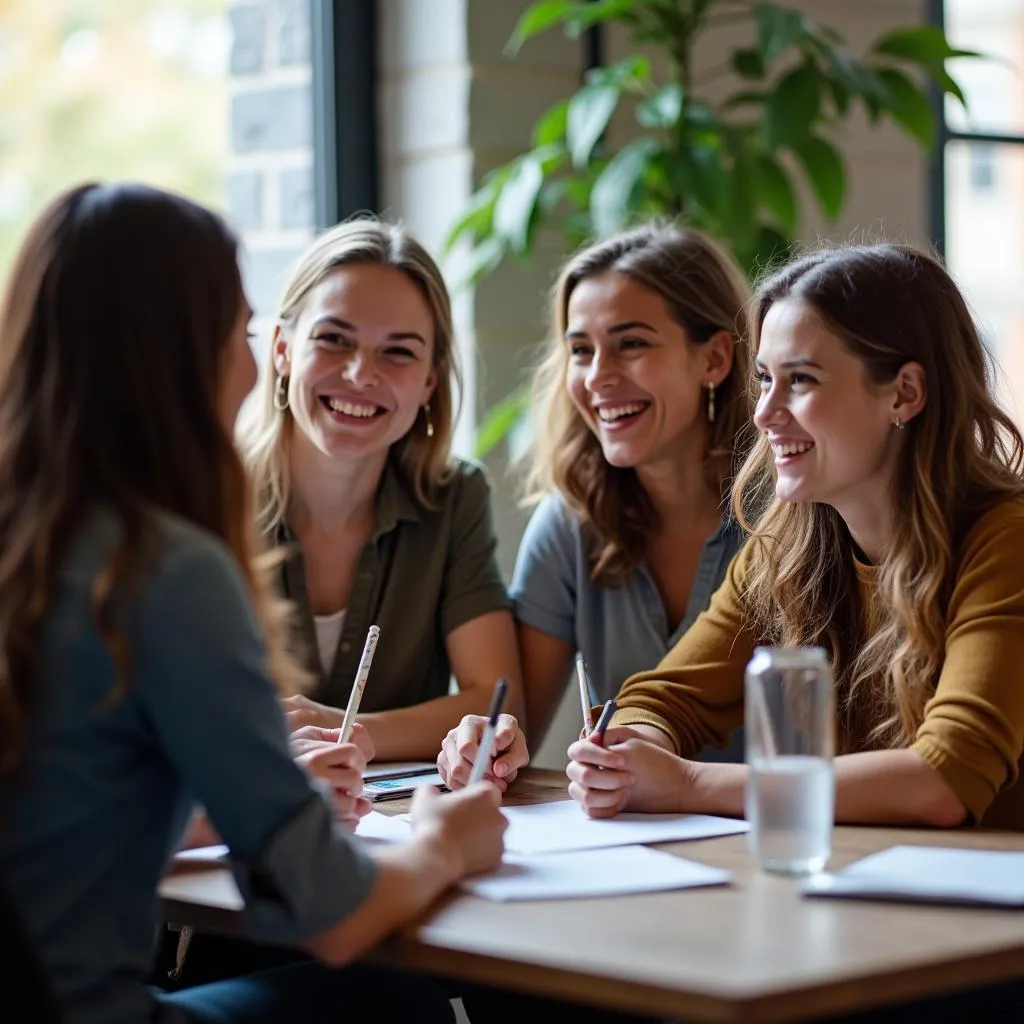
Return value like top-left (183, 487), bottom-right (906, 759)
top-left (275, 455), bottom-right (422, 546)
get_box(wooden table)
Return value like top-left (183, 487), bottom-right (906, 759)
top-left (161, 770), bottom-right (1024, 1022)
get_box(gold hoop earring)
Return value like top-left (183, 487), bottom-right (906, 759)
top-left (423, 402), bottom-right (434, 438)
top-left (273, 374), bottom-right (289, 412)
top-left (706, 382), bottom-right (716, 424)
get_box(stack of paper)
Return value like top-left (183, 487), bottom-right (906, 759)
top-left (501, 799), bottom-right (749, 855)
top-left (802, 845), bottom-right (1024, 907)
top-left (461, 844), bottom-right (730, 902)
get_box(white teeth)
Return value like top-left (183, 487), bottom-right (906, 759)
top-left (597, 402), bottom-right (647, 422)
top-left (773, 441), bottom-right (814, 457)
top-left (326, 398), bottom-right (377, 418)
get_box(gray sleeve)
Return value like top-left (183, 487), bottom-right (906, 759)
top-left (136, 539), bottom-right (376, 944)
top-left (509, 494), bottom-right (579, 646)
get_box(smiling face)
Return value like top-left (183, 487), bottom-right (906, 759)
top-left (274, 263), bottom-right (437, 464)
top-left (564, 270), bottom-right (731, 472)
top-left (753, 297), bottom-right (911, 516)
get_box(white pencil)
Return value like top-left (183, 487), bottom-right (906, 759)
top-left (575, 653), bottom-right (594, 736)
top-left (338, 624), bottom-right (380, 744)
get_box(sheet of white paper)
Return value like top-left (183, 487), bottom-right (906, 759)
top-left (801, 845), bottom-right (1024, 907)
top-left (461, 844), bottom-right (731, 902)
top-left (364, 761), bottom-right (438, 782)
top-left (499, 800), bottom-right (749, 855)
top-left (173, 844), bottom-right (229, 866)
top-left (354, 810), bottom-right (413, 844)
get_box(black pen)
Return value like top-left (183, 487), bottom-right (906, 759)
top-left (467, 677), bottom-right (509, 785)
top-left (590, 698), bottom-right (616, 746)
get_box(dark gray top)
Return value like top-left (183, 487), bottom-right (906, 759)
top-left (0, 511), bottom-right (377, 1024)
top-left (511, 494), bottom-right (746, 761)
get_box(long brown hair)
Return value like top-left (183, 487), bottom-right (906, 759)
top-left (527, 222), bottom-right (753, 584)
top-left (237, 217), bottom-right (461, 532)
top-left (735, 243), bottom-right (1024, 747)
top-left (0, 182), bottom-right (304, 778)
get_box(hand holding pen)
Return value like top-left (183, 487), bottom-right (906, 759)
top-left (467, 677), bottom-right (510, 786)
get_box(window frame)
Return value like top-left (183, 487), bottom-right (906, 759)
top-left (928, 0), bottom-right (1024, 254)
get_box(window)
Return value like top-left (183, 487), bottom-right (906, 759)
top-left (932, 0), bottom-right (1024, 424)
top-left (0, 0), bottom-right (230, 282)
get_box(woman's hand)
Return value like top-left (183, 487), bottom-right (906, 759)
top-left (291, 727), bottom-right (373, 830)
top-left (283, 694), bottom-right (344, 733)
top-left (291, 722), bottom-right (375, 764)
top-left (410, 782), bottom-right (507, 877)
top-left (437, 713), bottom-right (528, 793)
top-left (566, 726), bottom-right (693, 818)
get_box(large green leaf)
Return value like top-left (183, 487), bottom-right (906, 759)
top-left (791, 134), bottom-right (845, 220)
top-left (474, 386), bottom-right (530, 458)
top-left (764, 63), bottom-right (820, 150)
top-left (668, 143), bottom-right (727, 221)
top-left (748, 224), bottom-right (793, 276)
top-left (875, 68), bottom-right (934, 148)
top-left (872, 26), bottom-right (982, 64)
top-left (636, 83), bottom-right (683, 128)
top-left (532, 99), bottom-right (569, 148)
top-left (755, 154), bottom-right (797, 235)
top-left (455, 237), bottom-right (506, 290)
top-left (755, 3), bottom-right (808, 65)
top-left (567, 82), bottom-right (621, 168)
top-left (590, 137), bottom-right (660, 237)
top-left (506, 1), bottom-right (582, 55)
top-left (493, 155), bottom-right (545, 254)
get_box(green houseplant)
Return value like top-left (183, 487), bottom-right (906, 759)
top-left (445, 0), bottom-right (977, 456)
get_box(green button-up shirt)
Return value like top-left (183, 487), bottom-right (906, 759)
top-left (276, 458), bottom-right (511, 713)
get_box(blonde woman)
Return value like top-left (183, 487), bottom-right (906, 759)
top-left (567, 244), bottom-right (1024, 834)
top-left (238, 219), bottom-right (522, 761)
top-left (439, 223), bottom-right (753, 790)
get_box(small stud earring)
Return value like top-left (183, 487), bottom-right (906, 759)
top-left (424, 401), bottom-right (434, 438)
top-left (273, 374), bottom-right (289, 412)
top-left (707, 382), bottom-right (716, 424)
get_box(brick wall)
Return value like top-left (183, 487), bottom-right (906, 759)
top-left (227, 0), bottom-right (314, 327)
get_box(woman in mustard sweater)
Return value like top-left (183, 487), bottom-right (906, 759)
top-left (566, 243), bottom-right (1024, 831)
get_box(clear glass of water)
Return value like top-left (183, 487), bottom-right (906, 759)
top-left (745, 646), bottom-right (836, 875)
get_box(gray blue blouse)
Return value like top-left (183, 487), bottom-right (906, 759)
top-left (0, 511), bottom-right (376, 1024)
top-left (511, 494), bottom-right (746, 761)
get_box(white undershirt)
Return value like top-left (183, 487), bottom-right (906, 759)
top-left (313, 608), bottom-right (347, 676)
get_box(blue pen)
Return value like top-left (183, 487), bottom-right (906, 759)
top-left (467, 677), bottom-right (510, 785)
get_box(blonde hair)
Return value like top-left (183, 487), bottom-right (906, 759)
top-left (526, 222), bottom-right (753, 584)
top-left (238, 217), bottom-right (461, 532)
top-left (735, 243), bottom-right (1024, 748)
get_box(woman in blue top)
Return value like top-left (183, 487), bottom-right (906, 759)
top-left (439, 223), bottom-right (752, 790)
top-left (0, 182), bottom-right (506, 1024)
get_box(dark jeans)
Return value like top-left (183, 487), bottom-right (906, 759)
top-left (160, 961), bottom-right (455, 1023)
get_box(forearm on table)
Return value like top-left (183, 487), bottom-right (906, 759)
top-left (833, 748), bottom-right (967, 827)
top-left (360, 684), bottom-right (523, 762)
top-left (303, 838), bottom-right (459, 966)
top-left (686, 747), bottom-right (968, 827)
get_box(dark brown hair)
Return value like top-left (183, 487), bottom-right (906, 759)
top-left (0, 182), bottom-right (302, 778)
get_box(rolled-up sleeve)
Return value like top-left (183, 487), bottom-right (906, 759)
top-left (509, 495), bottom-right (578, 645)
top-left (136, 537), bottom-right (376, 943)
top-left (441, 462), bottom-right (511, 635)
top-left (913, 503), bottom-right (1024, 824)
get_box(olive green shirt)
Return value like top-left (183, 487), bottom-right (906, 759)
top-left (276, 457), bottom-right (511, 713)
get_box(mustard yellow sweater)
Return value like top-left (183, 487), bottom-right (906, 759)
top-left (612, 497), bottom-right (1024, 829)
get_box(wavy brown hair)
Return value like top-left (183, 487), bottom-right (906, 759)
top-left (0, 182), bottom-right (306, 779)
top-left (734, 244), bottom-right (1024, 748)
top-left (526, 222), bottom-right (753, 584)
top-left (237, 217), bottom-right (461, 531)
